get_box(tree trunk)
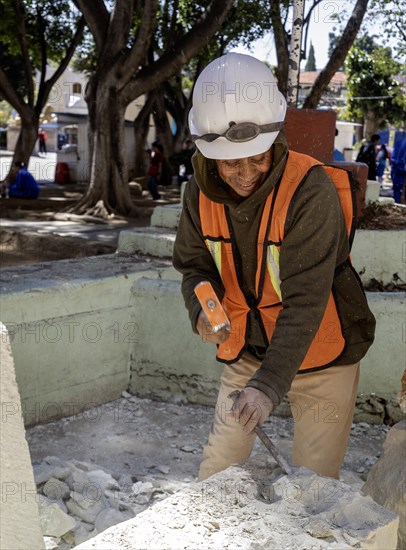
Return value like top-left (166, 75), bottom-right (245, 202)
top-left (355, 117), bottom-right (364, 143)
top-left (364, 111), bottom-right (381, 138)
top-left (152, 89), bottom-right (176, 186)
top-left (3, 115), bottom-right (38, 185)
top-left (73, 83), bottom-right (137, 217)
top-left (270, 2), bottom-right (289, 97)
top-left (133, 113), bottom-right (151, 178)
top-left (133, 91), bottom-right (156, 178)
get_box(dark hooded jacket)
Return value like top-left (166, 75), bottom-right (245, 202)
top-left (173, 131), bottom-right (375, 405)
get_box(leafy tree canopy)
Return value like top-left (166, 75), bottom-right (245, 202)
top-left (367, 0), bottom-right (405, 59)
top-left (0, 43), bottom-right (27, 100)
top-left (345, 39), bottom-right (406, 129)
top-left (0, 0), bottom-right (82, 68)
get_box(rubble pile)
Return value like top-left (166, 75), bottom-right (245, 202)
top-left (74, 464), bottom-right (399, 550)
top-left (33, 456), bottom-right (189, 549)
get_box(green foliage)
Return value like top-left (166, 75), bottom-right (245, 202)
top-left (0, 0), bottom-right (83, 103)
top-left (368, 0), bottom-right (406, 60)
top-left (345, 40), bottom-right (406, 128)
top-left (304, 42), bottom-right (316, 71)
top-left (0, 0), bottom-right (82, 66)
top-left (0, 43), bottom-right (28, 99)
top-left (72, 32), bottom-right (98, 77)
top-left (0, 100), bottom-right (12, 126)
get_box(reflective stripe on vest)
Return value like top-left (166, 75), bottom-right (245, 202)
top-left (266, 245), bottom-right (282, 301)
top-left (199, 150), bottom-right (355, 369)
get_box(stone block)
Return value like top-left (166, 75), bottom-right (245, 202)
top-left (43, 478), bottom-right (70, 501)
top-left (362, 421), bottom-right (406, 549)
top-left (0, 322), bottom-right (45, 550)
top-left (39, 503), bottom-right (76, 538)
top-left (66, 491), bottom-right (108, 524)
top-left (365, 180), bottom-right (380, 204)
top-left (87, 469), bottom-right (120, 493)
top-left (150, 204), bottom-right (182, 229)
top-left (34, 463), bottom-right (71, 485)
top-left (117, 228), bottom-right (176, 257)
top-left (94, 508), bottom-right (133, 533)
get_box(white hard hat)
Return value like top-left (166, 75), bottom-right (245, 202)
top-left (189, 52), bottom-right (287, 160)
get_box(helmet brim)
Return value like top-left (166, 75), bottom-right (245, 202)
top-left (194, 132), bottom-right (279, 160)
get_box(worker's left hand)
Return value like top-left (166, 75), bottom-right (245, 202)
top-left (230, 387), bottom-right (274, 434)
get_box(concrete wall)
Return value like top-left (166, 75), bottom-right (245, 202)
top-left (352, 229), bottom-right (405, 285)
top-left (359, 293), bottom-right (406, 395)
top-left (129, 277), bottom-right (220, 405)
top-left (0, 256), bottom-right (169, 426)
top-left (1, 254), bottom-right (404, 427)
top-left (129, 277), bottom-right (405, 405)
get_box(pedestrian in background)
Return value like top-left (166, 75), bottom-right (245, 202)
top-left (356, 134), bottom-right (380, 180)
top-left (1, 161), bottom-right (40, 199)
top-left (391, 137), bottom-right (406, 204)
top-left (147, 141), bottom-right (164, 200)
top-left (170, 139), bottom-right (195, 185)
top-left (38, 127), bottom-right (48, 155)
top-left (376, 143), bottom-right (388, 185)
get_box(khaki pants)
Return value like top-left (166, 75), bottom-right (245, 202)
top-left (198, 354), bottom-right (360, 481)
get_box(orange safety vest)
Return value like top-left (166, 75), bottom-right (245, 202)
top-left (199, 150), bottom-right (356, 370)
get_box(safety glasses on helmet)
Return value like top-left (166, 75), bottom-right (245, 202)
top-left (192, 121), bottom-right (283, 143)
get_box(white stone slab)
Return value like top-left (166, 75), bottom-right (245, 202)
top-left (0, 323), bottom-right (45, 549)
top-left (74, 465), bottom-right (399, 550)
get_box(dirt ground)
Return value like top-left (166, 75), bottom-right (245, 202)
top-left (0, 182), bottom-right (173, 266)
top-left (26, 393), bottom-right (390, 491)
top-left (357, 202), bottom-right (406, 230)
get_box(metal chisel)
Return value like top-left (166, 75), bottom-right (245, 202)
top-left (228, 389), bottom-right (293, 476)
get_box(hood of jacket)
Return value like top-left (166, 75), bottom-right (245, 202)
top-left (191, 128), bottom-right (289, 212)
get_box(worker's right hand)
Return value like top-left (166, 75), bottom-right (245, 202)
top-left (196, 310), bottom-right (230, 344)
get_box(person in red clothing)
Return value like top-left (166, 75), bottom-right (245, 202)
top-left (147, 141), bottom-right (164, 200)
top-left (38, 127), bottom-right (48, 155)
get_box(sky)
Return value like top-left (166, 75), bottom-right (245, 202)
top-left (230, 0), bottom-right (399, 71)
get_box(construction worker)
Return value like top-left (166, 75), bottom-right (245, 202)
top-left (173, 53), bottom-right (376, 481)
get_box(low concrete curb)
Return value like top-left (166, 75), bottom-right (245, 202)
top-left (118, 204), bottom-right (405, 286)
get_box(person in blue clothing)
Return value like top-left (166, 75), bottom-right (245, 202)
top-left (7, 161), bottom-right (40, 199)
top-left (391, 137), bottom-right (406, 204)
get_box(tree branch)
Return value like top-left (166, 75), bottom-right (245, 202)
top-left (118, 0), bottom-right (158, 89)
top-left (303, 0), bottom-right (370, 109)
top-left (13, 0), bottom-right (34, 107)
top-left (165, 0), bottom-right (180, 54)
top-left (270, 1), bottom-right (289, 96)
top-left (73, 0), bottom-right (109, 52)
top-left (105, 0), bottom-right (134, 55)
top-left (39, 18), bottom-right (85, 113)
top-left (0, 66), bottom-right (30, 116)
top-left (123, 0), bottom-right (233, 103)
top-left (36, 10), bottom-right (48, 110)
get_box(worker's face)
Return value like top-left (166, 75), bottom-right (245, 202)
top-left (216, 149), bottom-right (272, 198)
